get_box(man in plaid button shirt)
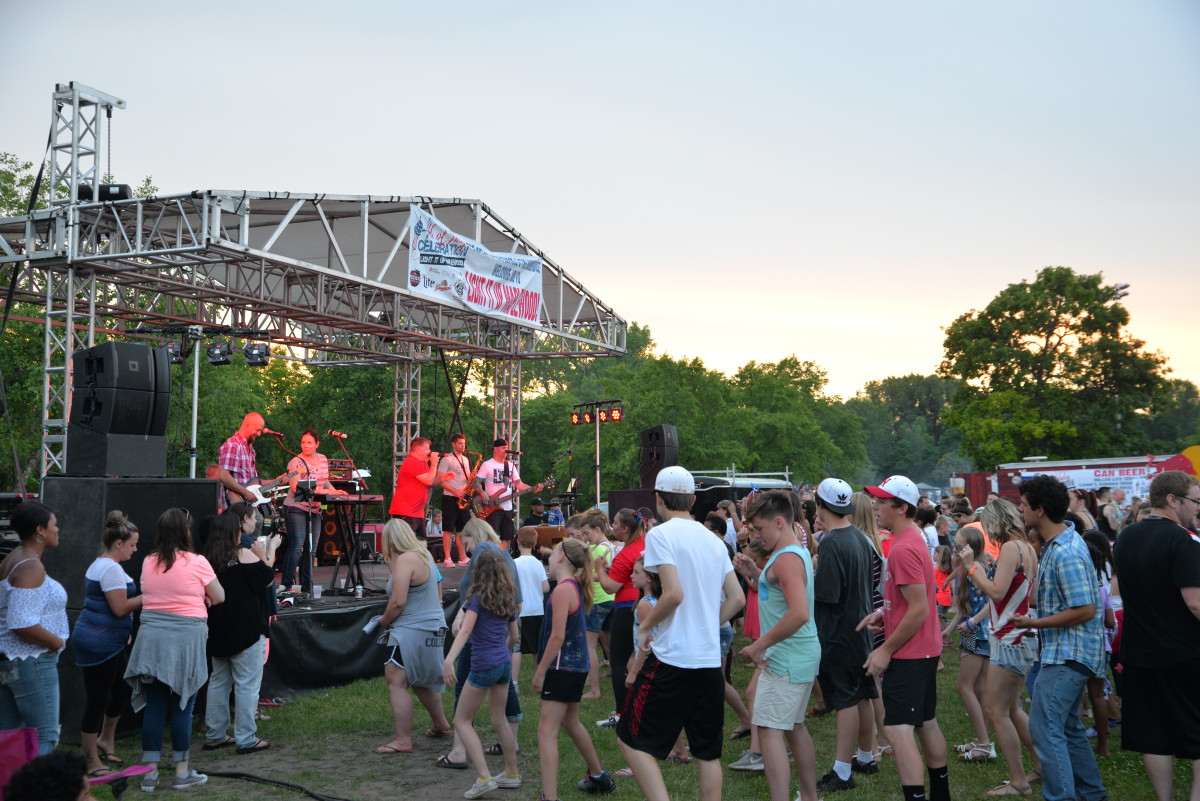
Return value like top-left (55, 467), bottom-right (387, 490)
top-left (217, 412), bottom-right (267, 511)
top-left (1010, 475), bottom-right (1106, 801)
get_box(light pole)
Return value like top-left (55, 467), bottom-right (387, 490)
top-left (570, 399), bottom-right (624, 509)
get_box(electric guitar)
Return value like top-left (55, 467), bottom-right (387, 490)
top-left (473, 476), bottom-right (555, 520)
top-left (244, 470), bottom-right (299, 507)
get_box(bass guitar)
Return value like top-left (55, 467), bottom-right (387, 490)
top-left (244, 470), bottom-right (299, 507)
top-left (473, 476), bottom-right (555, 520)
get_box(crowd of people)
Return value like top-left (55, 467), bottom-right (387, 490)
top-left (3, 449), bottom-right (1200, 801)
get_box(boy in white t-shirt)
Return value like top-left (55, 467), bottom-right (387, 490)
top-left (512, 526), bottom-right (549, 682)
top-left (617, 466), bottom-right (746, 801)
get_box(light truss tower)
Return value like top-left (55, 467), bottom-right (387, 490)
top-left (50, 82), bottom-right (125, 210)
top-left (41, 268), bottom-right (95, 476)
top-left (493, 356), bottom-right (521, 457)
top-left (392, 363), bottom-right (422, 491)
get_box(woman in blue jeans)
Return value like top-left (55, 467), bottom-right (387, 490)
top-left (0, 501), bottom-right (69, 755)
top-left (124, 508), bottom-right (225, 792)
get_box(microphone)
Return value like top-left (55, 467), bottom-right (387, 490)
top-left (505, 449), bottom-right (525, 456)
top-left (263, 428), bottom-right (285, 437)
top-left (326, 430), bottom-right (349, 439)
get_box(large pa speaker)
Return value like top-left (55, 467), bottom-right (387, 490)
top-left (39, 476), bottom-right (219, 744)
top-left (607, 489), bottom-right (658, 519)
top-left (69, 342), bottom-right (171, 436)
top-left (639, 424), bottom-right (680, 489)
top-left (40, 476), bottom-right (220, 610)
top-left (66, 426), bottom-right (168, 477)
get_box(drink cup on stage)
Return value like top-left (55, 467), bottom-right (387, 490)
top-left (313, 585), bottom-right (322, 599)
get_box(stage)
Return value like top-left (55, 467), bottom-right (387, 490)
top-left (260, 560), bottom-right (465, 699)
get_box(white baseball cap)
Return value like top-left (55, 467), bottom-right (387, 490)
top-left (864, 475), bottom-right (919, 507)
top-left (816, 477), bottom-right (855, 515)
top-left (655, 465), bottom-right (696, 494)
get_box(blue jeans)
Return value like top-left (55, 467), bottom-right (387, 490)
top-left (0, 651), bottom-right (60, 754)
top-left (206, 636), bottom-right (265, 748)
top-left (1029, 664), bottom-right (1107, 801)
top-left (453, 641), bottom-right (521, 722)
top-left (140, 680), bottom-right (197, 763)
top-left (284, 507), bottom-right (316, 590)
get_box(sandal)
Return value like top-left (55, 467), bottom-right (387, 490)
top-left (87, 767), bottom-right (115, 778)
top-left (425, 726), bottom-right (453, 738)
top-left (666, 754), bottom-right (693, 763)
top-left (729, 727), bottom-right (751, 740)
top-left (236, 738), bottom-right (270, 754)
top-left (1024, 771), bottom-right (1042, 785)
top-left (985, 782), bottom-right (1032, 796)
top-left (873, 744), bottom-right (893, 762)
top-left (484, 742), bottom-right (518, 756)
top-left (436, 753), bottom-right (468, 769)
top-left (958, 742), bottom-right (996, 761)
top-left (254, 709), bottom-right (271, 721)
top-left (805, 705), bottom-right (829, 718)
top-left (613, 768), bottom-right (634, 778)
top-left (375, 743), bottom-right (413, 754)
top-left (98, 751), bottom-right (124, 766)
top-left (202, 736), bottom-right (236, 750)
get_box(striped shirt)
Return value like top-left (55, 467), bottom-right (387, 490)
top-left (1036, 524), bottom-right (1105, 675)
top-left (988, 542), bottom-right (1034, 646)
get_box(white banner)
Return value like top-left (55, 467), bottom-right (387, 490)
top-left (1019, 464), bottom-right (1159, 499)
top-left (406, 207), bottom-right (543, 325)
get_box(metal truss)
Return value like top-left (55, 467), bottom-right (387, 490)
top-left (40, 268), bottom-right (95, 476)
top-left (49, 82), bottom-right (125, 211)
top-left (392, 363), bottom-right (422, 491)
top-left (493, 357), bottom-right (522, 458)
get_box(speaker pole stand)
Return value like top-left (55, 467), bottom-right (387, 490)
top-left (188, 325), bottom-right (202, 479)
top-left (593, 411), bottom-right (601, 510)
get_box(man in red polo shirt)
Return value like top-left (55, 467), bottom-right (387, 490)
top-left (389, 437), bottom-right (453, 538)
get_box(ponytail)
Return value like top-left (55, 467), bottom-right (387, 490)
top-left (559, 537), bottom-right (594, 611)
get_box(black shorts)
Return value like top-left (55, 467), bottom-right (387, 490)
top-left (617, 655), bottom-right (724, 761)
top-left (393, 514), bottom-right (426, 539)
top-left (519, 615), bottom-right (543, 656)
top-left (540, 669), bottom-right (587, 704)
top-left (384, 645), bottom-right (405, 669)
top-left (882, 657), bottom-right (938, 727)
top-left (817, 662), bottom-right (878, 710)
top-left (1122, 659), bottom-right (1200, 759)
top-left (440, 496), bottom-right (472, 533)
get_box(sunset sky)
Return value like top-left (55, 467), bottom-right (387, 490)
top-left (2, 1), bottom-right (1196, 398)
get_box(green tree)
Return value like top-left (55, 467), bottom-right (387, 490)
top-left (1131, 379), bottom-right (1200, 453)
top-left (845, 374), bottom-right (962, 485)
top-left (939, 266), bottom-right (1167, 469)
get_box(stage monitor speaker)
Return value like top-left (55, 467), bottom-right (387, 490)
top-left (69, 342), bottom-right (171, 437)
top-left (639, 424), bottom-right (680, 489)
top-left (66, 425), bottom-right (168, 477)
top-left (315, 507), bottom-right (373, 565)
top-left (41, 476), bottom-right (220, 610)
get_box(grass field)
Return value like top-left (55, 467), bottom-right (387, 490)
top-left (82, 639), bottom-right (1177, 801)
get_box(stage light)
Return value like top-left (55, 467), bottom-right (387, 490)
top-left (598, 408), bottom-right (609, 423)
top-left (570, 411), bottom-right (581, 425)
top-left (610, 406), bottom-right (624, 422)
top-left (243, 342), bottom-right (270, 367)
top-left (165, 342), bottom-right (186, 365)
top-left (206, 341), bottom-right (232, 366)
top-left (582, 411), bottom-right (594, 425)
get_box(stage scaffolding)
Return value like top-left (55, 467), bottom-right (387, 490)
top-left (0, 82), bottom-right (627, 482)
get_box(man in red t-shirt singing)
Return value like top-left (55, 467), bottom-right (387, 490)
top-left (858, 475), bottom-right (951, 801)
top-left (389, 437), bottom-right (453, 538)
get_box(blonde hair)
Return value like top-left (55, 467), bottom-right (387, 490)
top-left (979, 499), bottom-right (1028, 546)
top-left (462, 517), bottom-right (500, 547)
top-left (850, 492), bottom-right (883, 556)
top-left (382, 518), bottom-right (427, 562)
top-left (467, 550), bottom-right (517, 618)
top-left (580, 509), bottom-right (609, 536)
top-left (558, 537), bottom-right (594, 611)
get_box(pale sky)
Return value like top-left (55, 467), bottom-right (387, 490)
top-left (2, 1), bottom-right (1197, 398)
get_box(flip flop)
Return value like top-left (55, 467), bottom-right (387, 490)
top-left (99, 751), bottom-right (125, 765)
top-left (425, 727), bottom-right (453, 738)
top-left (666, 754), bottom-right (693, 764)
top-left (613, 768), bottom-right (634, 778)
top-left (375, 743), bottom-right (413, 754)
top-left (236, 738), bottom-right (270, 754)
top-left (485, 742), bottom-right (519, 756)
top-left (202, 736), bottom-right (236, 750)
top-left (436, 753), bottom-right (468, 769)
top-left (729, 728), bottom-right (751, 740)
top-left (88, 767), bottom-right (116, 778)
top-left (87, 765), bottom-right (154, 787)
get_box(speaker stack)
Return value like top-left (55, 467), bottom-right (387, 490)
top-left (67, 342), bottom-right (172, 476)
top-left (638, 424), bottom-right (680, 489)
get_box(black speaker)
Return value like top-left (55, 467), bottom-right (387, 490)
top-left (39, 476), bottom-right (219, 744)
top-left (316, 507), bottom-right (346, 566)
top-left (607, 489), bottom-right (658, 518)
top-left (66, 426), bottom-right (168, 477)
top-left (69, 342), bottom-right (171, 436)
top-left (40, 476), bottom-right (220, 610)
top-left (639, 424), bottom-right (680, 489)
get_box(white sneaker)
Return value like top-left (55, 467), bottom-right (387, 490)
top-left (729, 750), bottom-right (764, 771)
top-left (464, 778), bottom-right (497, 798)
top-left (494, 773), bottom-right (521, 789)
top-left (596, 712), bottom-right (620, 728)
top-left (443, 559), bottom-right (455, 569)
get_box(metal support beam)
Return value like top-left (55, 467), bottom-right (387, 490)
top-left (492, 355), bottom-right (521, 457)
top-left (41, 267), bottom-right (95, 476)
top-left (392, 363), bottom-right (422, 493)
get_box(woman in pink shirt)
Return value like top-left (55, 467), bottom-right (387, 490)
top-left (123, 508), bottom-right (224, 792)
